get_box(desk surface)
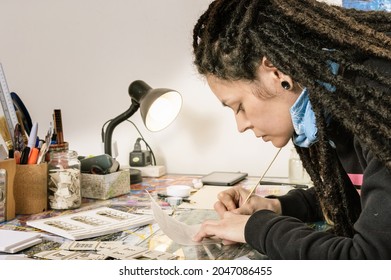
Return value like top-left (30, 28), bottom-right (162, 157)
top-left (0, 174), bottom-right (276, 260)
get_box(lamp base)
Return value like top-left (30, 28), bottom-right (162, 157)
top-left (132, 165), bottom-right (166, 177)
top-left (129, 168), bottom-right (142, 184)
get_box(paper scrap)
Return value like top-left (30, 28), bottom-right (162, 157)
top-left (179, 185), bottom-right (232, 210)
top-left (148, 192), bottom-right (220, 245)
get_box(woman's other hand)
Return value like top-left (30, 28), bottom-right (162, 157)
top-left (192, 211), bottom-right (250, 244)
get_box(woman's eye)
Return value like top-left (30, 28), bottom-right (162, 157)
top-left (236, 104), bottom-right (244, 114)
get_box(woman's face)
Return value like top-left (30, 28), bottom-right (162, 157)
top-left (206, 61), bottom-right (301, 148)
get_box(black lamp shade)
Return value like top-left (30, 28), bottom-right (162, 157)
top-left (129, 80), bottom-right (182, 132)
top-left (104, 80), bottom-right (182, 156)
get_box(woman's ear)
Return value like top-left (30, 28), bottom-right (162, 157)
top-left (261, 57), bottom-right (276, 70)
top-left (260, 57), bottom-right (295, 91)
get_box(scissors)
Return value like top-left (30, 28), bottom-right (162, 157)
top-left (11, 92), bottom-right (33, 135)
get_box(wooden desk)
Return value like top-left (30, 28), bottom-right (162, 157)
top-left (0, 174), bottom-right (268, 260)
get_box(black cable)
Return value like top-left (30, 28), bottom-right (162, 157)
top-left (138, 137), bottom-right (157, 166)
top-left (125, 120), bottom-right (145, 139)
top-left (101, 118), bottom-right (157, 165)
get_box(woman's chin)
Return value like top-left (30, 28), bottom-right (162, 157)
top-left (268, 137), bottom-right (290, 148)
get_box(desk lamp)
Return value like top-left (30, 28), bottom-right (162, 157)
top-left (103, 80), bottom-right (182, 182)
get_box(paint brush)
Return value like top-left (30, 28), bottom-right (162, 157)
top-left (0, 116), bottom-right (14, 158)
top-left (242, 147), bottom-right (282, 205)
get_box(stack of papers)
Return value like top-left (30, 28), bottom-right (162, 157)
top-left (27, 207), bottom-right (154, 240)
top-left (0, 230), bottom-right (42, 253)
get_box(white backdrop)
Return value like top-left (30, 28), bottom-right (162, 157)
top-left (0, 0), bottom-right (341, 177)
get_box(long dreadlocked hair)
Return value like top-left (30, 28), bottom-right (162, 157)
top-left (193, 0), bottom-right (391, 237)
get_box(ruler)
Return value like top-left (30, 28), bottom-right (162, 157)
top-left (0, 63), bottom-right (18, 140)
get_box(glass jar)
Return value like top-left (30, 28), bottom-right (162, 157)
top-left (48, 150), bottom-right (81, 210)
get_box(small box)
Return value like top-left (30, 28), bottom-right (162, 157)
top-left (81, 169), bottom-right (130, 200)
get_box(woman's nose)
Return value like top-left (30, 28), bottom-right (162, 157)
top-left (236, 116), bottom-right (252, 133)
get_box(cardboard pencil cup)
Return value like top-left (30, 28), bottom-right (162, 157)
top-left (14, 163), bottom-right (48, 214)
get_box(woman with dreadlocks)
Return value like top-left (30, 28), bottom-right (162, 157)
top-left (192, 0), bottom-right (391, 259)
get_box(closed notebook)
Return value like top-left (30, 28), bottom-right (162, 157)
top-left (0, 229), bottom-right (42, 253)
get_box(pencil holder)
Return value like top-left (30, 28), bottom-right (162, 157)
top-left (14, 163), bottom-right (48, 214)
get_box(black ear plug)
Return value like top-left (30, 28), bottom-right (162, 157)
top-left (281, 81), bottom-right (291, 90)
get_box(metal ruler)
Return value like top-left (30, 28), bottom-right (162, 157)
top-left (0, 63), bottom-right (18, 140)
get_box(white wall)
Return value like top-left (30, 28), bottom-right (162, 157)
top-left (0, 0), bottom-right (339, 177)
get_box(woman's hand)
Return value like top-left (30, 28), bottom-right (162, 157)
top-left (214, 185), bottom-right (282, 218)
top-left (193, 186), bottom-right (282, 244)
top-left (192, 211), bottom-right (250, 244)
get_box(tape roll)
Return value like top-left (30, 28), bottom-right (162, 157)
top-left (166, 185), bottom-right (191, 197)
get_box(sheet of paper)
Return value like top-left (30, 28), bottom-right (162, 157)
top-left (179, 183), bottom-right (294, 210)
top-left (149, 192), bottom-right (220, 245)
top-left (179, 185), bottom-right (232, 210)
top-left (26, 207), bottom-right (154, 240)
top-left (0, 230), bottom-right (42, 253)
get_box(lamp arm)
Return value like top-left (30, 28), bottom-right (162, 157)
top-left (104, 101), bottom-right (140, 156)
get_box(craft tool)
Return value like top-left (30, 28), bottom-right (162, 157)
top-left (27, 147), bottom-right (39, 164)
top-left (16, 110), bottom-right (29, 145)
top-left (0, 144), bottom-right (7, 160)
top-left (11, 91), bottom-right (33, 135)
top-left (0, 116), bottom-right (13, 158)
top-left (53, 109), bottom-right (64, 144)
top-left (0, 63), bottom-right (19, 141)
top-left (27, 122), bottom-right (38, 150)
top-left (13, 150), bottom-right (21, 164)
top-left (36, 142), bottom-right (47, 164)
top-left (20, 146), bottom-right (30, 164)
top-left (13, 123), bottom-right (25, 152)
top-left (242, 147), bottom-right (283, 205)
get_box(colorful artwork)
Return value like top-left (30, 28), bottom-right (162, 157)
top-left (343, 0), bottom-right (391, 11)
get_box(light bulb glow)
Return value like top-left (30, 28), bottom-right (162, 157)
top-left (145, 91), bottom-right (182, 131)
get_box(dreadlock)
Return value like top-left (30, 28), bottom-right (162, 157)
top-left (192, 0), bottom-right (391, 237)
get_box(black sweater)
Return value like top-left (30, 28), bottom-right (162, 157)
top-left (244, 57), bottom-right (391, 259)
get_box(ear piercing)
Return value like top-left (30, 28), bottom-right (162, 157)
top-left (281, 81), bottom-right (291, 90)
